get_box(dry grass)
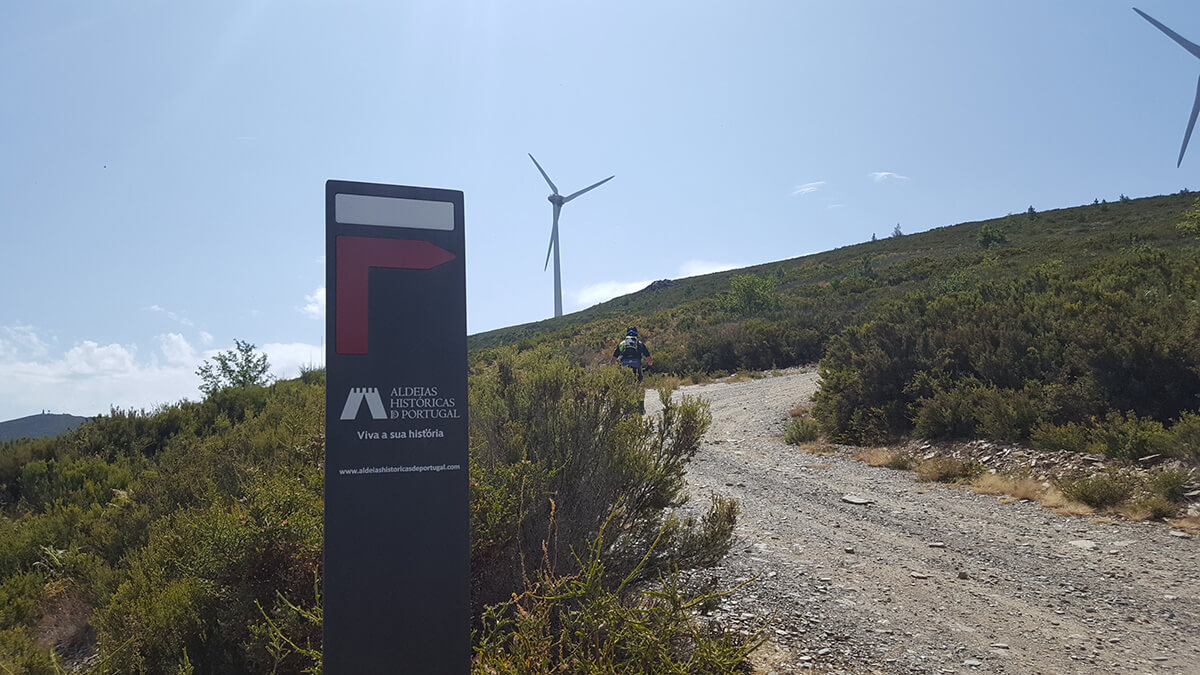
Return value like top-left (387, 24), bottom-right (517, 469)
top-left (971, 474), bottom-right (1047, 501)
top-left (788, 404), bottom-right (812, 418)
top-left (1166, 515), bottom-right (1200, 532)
top-left (969, 474), bottom-right (1094, 515)
top-left (915, 456), bottom-right (978, 483)
top-left (800, 442), bottom-right (840, 456)
top-left (855, 448), bottom-right (912, 469)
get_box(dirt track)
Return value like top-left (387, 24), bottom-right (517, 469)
top-left (647, 369), bottom-right (1199, 674)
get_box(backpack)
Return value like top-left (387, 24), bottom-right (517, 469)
top-left (618, 336), bottom-right (642, 365)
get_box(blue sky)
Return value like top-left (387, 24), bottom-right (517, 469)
top-left (2, 1), bottom-right (1198, 420)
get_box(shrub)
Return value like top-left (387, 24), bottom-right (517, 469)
top-left (1088, 411), bottom-right (1171, 460)
top-left (1058, 471), bottom-right (1135, 508)
top-left (1148, 468), bottom-right (1192, 502)
top-left (1133, 495), bottom-right (1176, 519)
top-left (1170, 412), bottom-right (1200, 458)
top-left (915, 457), bottom-right (979, 483)
top-left (977, 224), bottom-right (1007, 248)
top-left (784, 417), bottom-right (820, 444)
top-left (1031, 422), bottom-right (1090, 453)
top-left (473, 518), bottom-right (757, 673)
top-left (720, 275), bottom-right (780, 316)
top-left (469, 347), bottom-right (726, 610)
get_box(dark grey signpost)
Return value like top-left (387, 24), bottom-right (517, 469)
top-left (324, 180), bottom-right (468, 673)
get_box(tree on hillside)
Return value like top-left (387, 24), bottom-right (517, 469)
top-left (196, 339), bottom-right (271, 396)
top-left (892, 223), bottom-right (903, 237)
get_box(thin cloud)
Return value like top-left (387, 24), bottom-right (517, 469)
top-left (144, 304), bottom-right (195, 327)
top-left (868, 171), bottom-right (910, 183)
top-left (573, 280), bottom-right (652, 308)
top-left (791, 181), bottom-right (826, 196)
top-left (300, 286), bottom-right (326, 320)
top-left (0, 324), bottom-right (51, 362)
top-left (826, 204), bottom-right (846, 210)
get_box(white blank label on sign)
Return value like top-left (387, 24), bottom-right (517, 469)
top-left (335, 193), bottom-right (455, 231)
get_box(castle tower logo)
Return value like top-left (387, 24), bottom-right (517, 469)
top-left (340, 387), bottom-right (387, 420)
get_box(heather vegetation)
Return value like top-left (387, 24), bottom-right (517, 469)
top-left (473, 192), bottom-right (1200, 458)
top-left (0, 346), bottom-right (740, 672)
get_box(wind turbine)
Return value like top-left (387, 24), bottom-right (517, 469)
top-left (1134, 8), bottom-right (1200, 167)
top-left (529, 154), bottom-right (614, 317)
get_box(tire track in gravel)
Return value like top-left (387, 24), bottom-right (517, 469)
top-left (646, 369), bottom-right (1200, 674)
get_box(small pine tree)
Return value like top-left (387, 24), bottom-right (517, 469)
top-left (1026, 205), bottom-right (1037, 220)
top-left (891, 223), bottom-right (903, 237)
top-left (871, 233), bottom-right (877, 242)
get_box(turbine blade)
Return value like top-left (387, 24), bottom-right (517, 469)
top-left (544, 206), bottom-right (560, 271)
top-left (1134, 8), bottom-right (1200, 60)
top-left (528, 154), bottom-right (558, 194)
top-left (563, 175), bottom-right (615, 203)
top-left (1179, 73), bottom-right (1200, 167)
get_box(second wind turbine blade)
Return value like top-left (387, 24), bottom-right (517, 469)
top-left (563, 175), bottom-right (615, 203)
top-left (529, 154), bottom-right (559, 194)
top-left (1134, 8), bottom-right (1200, 60)
top-left (1179, 73), bottom-right (1200, 167)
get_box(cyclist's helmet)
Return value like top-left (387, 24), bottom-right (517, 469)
top-left (626, 326), bottom-right (639, 337)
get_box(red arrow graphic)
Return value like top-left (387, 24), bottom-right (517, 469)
top-left (336, 235), bottom-right (456, 355)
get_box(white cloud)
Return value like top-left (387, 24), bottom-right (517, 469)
top-left (678, 260), bottom-right (740, 277)
top-left (0, 324), bottom-right (50, 361)
top-left (62, 341), bottom-right (137, 375)
top-left (158, 333), bottom-right (197, 365)
top-left (791, 181), bottom-right (825, 196)
top-left (199, 331), bottom-right (214, 346)
top-left (262, 342), bottom-right (325, 380)
top-left (573, 280), bottom-right (652, 307)
top-left (868, 171), bottom-right (910, 182)
top-left (827, 203), bottom-right (846, 210)
top-left (0, 335), bottom-right (327, 421)
top-left (301, 286), bottom-right (326, 320)
top-left (572, 260), bottom-right (745, 309)
top-left (144, 304), bottom-right (194, 327)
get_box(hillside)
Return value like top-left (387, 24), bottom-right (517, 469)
top-left (470, 192), bottom-right (1198, 363)
top-left (0, 414), bottom-right (88, 443)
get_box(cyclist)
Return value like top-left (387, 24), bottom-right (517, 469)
top-left (612, 326), bottom-right (652, 413)
top-left (612, 326), bottom-right (652, 381)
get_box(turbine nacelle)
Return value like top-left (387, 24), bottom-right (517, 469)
top-left (548, 194), bottom-right (565, 206)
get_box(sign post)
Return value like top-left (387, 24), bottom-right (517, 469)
top-left (324, 180), bottom-right (468, 672)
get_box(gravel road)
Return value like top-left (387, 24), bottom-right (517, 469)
top-left (647, 369), bottom-right (1199, 674)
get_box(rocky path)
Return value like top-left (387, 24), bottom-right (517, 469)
top-left (647, 369), bottom-right (1199, 674)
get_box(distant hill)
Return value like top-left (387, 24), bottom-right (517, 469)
top-left (0, 412), bottom-right (89, 442)
top-left (469, 192), bottom-right (1200, 369)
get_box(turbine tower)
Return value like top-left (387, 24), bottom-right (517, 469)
top-left (529, 154), bottom-right (614, 317)
top-left (1135, 8), bottom-right (1200, 167)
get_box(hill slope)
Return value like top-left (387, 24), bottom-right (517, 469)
top-left (470, 192), bottom-right (1197, 362)
top-left (0, 413), bottom-right (88, 442)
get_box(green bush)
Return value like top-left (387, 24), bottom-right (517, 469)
top-left (977, 223), bottom-right (1008, 248)
top-left (1031, 421), bottom-right (1090, 453)
top-left (1059, 471), bottom-right (1135, 508)
top-left (473, 516), bottom-right (757, 674)
top-left (1087, 411), bottom-right (1172, 460)
top-left (721, 275), bottom-right (780, 315)
top-left (1148, 468), bottom-right (1192, 502)
top-left (1170, 412), bottom-right (1200, 458)
top-left (784, 417), bottom-right (820, 444)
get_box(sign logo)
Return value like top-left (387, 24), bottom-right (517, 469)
top-left (341, 387), bottom-right (387, 420)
